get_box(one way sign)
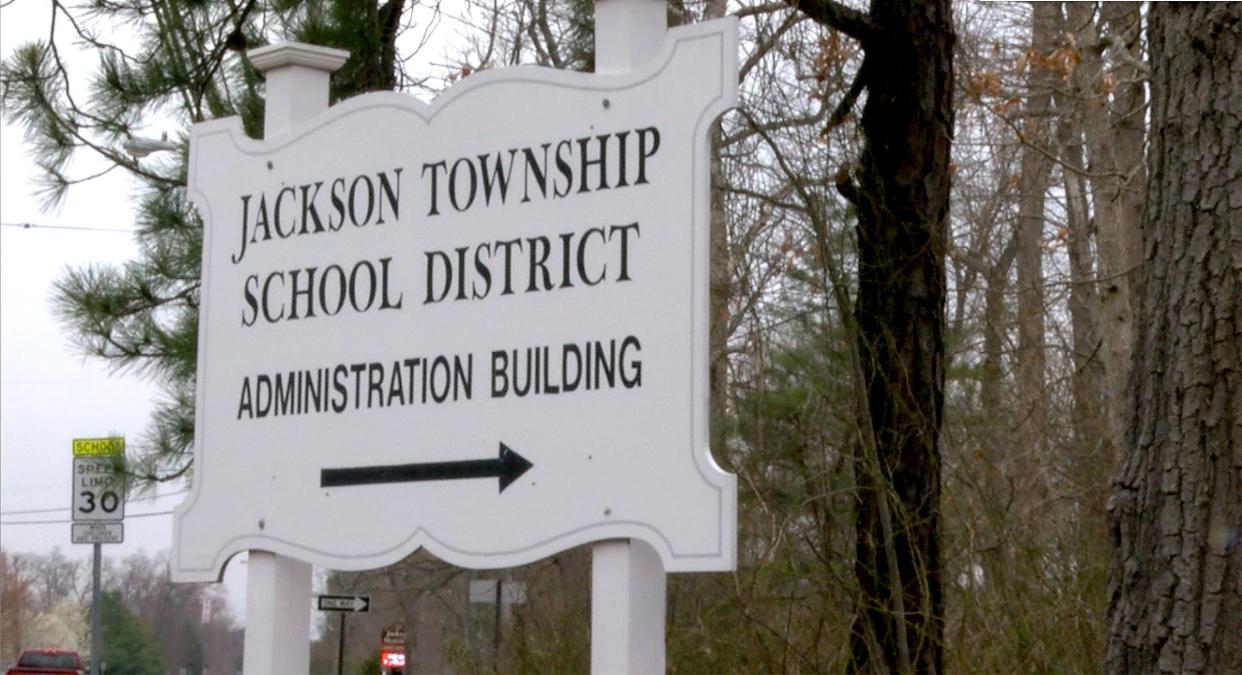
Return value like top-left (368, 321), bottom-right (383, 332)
top-left (317, 594), bottom-right (370, 612)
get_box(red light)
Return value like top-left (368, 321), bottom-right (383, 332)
top-left (380, 650), bottom-right (405, 668)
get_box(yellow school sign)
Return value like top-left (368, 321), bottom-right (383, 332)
top-left (72, 437), bottom-right (125, 457)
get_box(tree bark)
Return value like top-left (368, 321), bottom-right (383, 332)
top-left (1106, 5), bottom-right (1242, 673)
top-left (844, 1), bottom-right (953, 672)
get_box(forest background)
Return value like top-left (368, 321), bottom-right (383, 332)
top-left (1, 1), bottom-right (1237, 673)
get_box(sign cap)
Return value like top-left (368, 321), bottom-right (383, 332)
top-left (248, 43), bottom-right (350, 74)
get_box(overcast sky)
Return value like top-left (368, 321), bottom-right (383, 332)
top-left (0, 0), bottom-right (470, 627)
top-left (0, 0), bottom-right (262, 616)
top-left (0, 7), bottom-right (175, 545)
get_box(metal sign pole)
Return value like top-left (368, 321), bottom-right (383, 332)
top-left (589, 2), bottom-right (670, 672)
top-left (337, 613), bottom-right (346, 675)
top-left (74, 438), bottom-right (125, 675)
top-left (91, 541), bottom-right (102, 675)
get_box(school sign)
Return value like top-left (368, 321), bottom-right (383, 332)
top-left (172, 21), bottom-right (738, 581)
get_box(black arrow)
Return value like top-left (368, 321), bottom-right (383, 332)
top-left (317, 594), bottom-right (370, 612)
top-left (320, 443), bottom-right (533, 493)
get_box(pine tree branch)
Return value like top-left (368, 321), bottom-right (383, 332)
top-left (192, 0), bottom-right (258, 113)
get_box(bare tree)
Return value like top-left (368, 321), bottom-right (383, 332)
top-left (790, 0), bottom-right (954, 671)
top-left (1106, 4), bottom-right (1242, 673)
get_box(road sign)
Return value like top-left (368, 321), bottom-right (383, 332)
top-left (317, 594), bottom-right (370, 612)
top-left (381, 623), bottom-right (407, 645)
top-left (72, 522), bottom-right (124, 544)
top-left (73, 436), bottom-right (125, 457)
top-left (173, 19), bottom-right (738, 582)
top-left (72, 437), bottom-right (125, 522)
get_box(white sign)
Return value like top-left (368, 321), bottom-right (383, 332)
top-left (173, 20), bottom-right (738, 581)
top-left (72, 437), bottom-right (126, 523)
top-left (72, 522), bottom-right (124, 544)
top-left (73, 457), bottom-right (126, 521)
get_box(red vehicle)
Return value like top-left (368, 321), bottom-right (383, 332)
top-left (4, 649), bottom-right (84, 675)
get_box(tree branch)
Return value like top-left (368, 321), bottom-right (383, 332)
top-left (788, 0), bottom-right (871, 42)
top-left (825, 59), bottom-right (867, 131)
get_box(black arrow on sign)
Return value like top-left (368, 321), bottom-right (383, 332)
top-left (320, 443), bottom-right (533, 493)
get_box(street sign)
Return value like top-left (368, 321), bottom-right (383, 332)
top-left (72, 522), bottom-right (124, 544)
top-left (381, 623), bottom-right (407, 645)
top-left (173, 19), bottom-right (738, 582)
top-left (73, 437), bottom-right (125, 457)
top-left (72, 438), bottom-right (125, 522)
top-left (317, 594), bottom-right (370, 612)
top-left (379, 622), bottom-right (407, 669)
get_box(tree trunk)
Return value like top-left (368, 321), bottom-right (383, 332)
top-left (1081, 1), bottom-right (1145, 461)
top-left (847, 1), bottom-right (953, 672)
top-left (981, 247), bottom-right (1014, 426)
top-left (1060, 137), bottom-right (1107, 473)
top-left (1106, 5), bottom-right (1242, 673)
top-left (1014, 2), bottom-right (1056, 456)
top-left (1051, 1), bottom-right (1107, 486)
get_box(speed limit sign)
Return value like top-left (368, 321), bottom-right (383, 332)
top-left (72, 437), bottom-right (126, 522)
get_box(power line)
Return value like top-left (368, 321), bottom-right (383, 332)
top-left (0, 221), bottom-right (134, 233)
top-left (0, 505), bottom-right (78, 516)
top-left (1, 508), bottom-right (176, 526)
top-left (1, 376), bottom-right (121, 384)
top-left (0, 489), bottom-right (189, 516)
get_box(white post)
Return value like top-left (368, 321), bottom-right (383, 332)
top-left (594, 0), bottom-right (668, 74)
top-left (242, 41), bottom-right (348, 675)
top-left (590, 3), bottom-right (670, 668)
top-left (249, 43), bottom-right (350, 135)
top-left (591, 539), bottom-right (667, 674)
top-left (242, 551), bottom-right (314, 674)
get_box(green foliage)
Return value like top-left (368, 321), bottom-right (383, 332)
top-left (275, 0), bottom-right (407, 99)
top-left (100, 590), bottom-right (163, 675)
top-left (666, 316), bottom-right (858, 673)
top-left (180, 622), bottom-right (204, 675)
top-left (562, 0), bottom-right (595, 71)
top-left (1, 1), bottom-right (408, 492)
